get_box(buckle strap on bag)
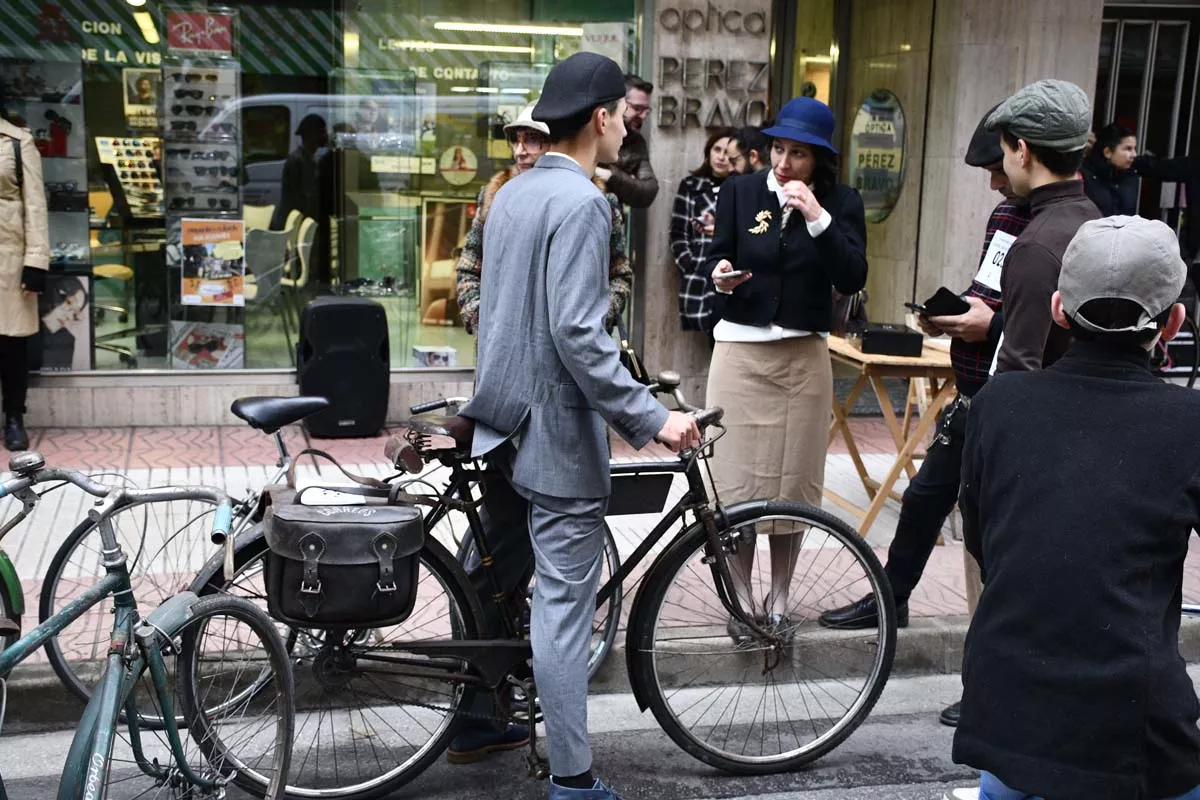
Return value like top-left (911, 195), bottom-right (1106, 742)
top-left (298, 531), bottom-right (326, 617)
top-left (373, 532), bottom-right (397, 593)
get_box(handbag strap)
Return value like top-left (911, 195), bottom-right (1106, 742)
top-left (3, 135), bottom-right (22, 190)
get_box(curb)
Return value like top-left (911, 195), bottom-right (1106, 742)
top-left (8, 616), bottom-right (1200, 733)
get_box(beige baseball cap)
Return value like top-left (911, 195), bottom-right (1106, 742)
top-left (1059, 216), bottom-right (1187, 333)
top-left (503, 102), bottom-right (550, 136)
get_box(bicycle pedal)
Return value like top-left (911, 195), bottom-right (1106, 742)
top-left (526, 753), bottom-right (549, 780)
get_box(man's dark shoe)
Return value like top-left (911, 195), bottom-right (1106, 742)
top-left (3, 415), bottom-right (28, 452)
top-left (939, 699), bottom-right (961, 727)
top-left (446, 723), bottom-right (530, 764)
top-left (818, 595), bottom-right (909, 630)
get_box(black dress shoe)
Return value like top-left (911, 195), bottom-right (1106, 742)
top-left (3, 415), bottom-right (28, 452)
top-left (818, 594), bottom-right (909, 630)
top-left (939, 699), bottom-right (961, 727)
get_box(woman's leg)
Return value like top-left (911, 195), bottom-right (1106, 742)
top-left (0, 335), bottom-right (29, 416)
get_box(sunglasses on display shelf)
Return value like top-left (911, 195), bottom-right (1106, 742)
top-left (193, 166), bottom-right (237, 177)
top-left (190, 150), bottom-right (233, 160)
top-left (170, 72), bottom-right (219, 83)
top-left (175, 89), bottom-right (204, 100)
top-left (45, 181), bottom-right (78, 192)
top-left (186, 338), bottom-right (223, 354)
top-left (207, 198), bottom-right (233, 209)
top-left (171, 120), bottom-right (198, 132)
top-left (170, 197), bottom-right (196, 209)
top-left (205, 123), bottom-right (236, 135)
top-left (172, 104), bottom-right (218, 117)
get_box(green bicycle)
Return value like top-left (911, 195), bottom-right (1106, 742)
top-left (0, 450), bottom-right (294, 799)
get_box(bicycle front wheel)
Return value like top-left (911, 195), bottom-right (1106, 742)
top-left (99, 594), bottom-right (294, 799)
top-left (627, 501), bottom-right (896, 773)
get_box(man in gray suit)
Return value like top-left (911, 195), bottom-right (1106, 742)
top-left (463, 52), bottom-right (700, 800)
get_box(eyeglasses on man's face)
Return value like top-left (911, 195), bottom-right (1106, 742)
top-left (506, 130), bottom-right (549, 152)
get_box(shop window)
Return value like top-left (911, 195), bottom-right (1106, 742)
top-left (0, 0), bottom-right (637, 373)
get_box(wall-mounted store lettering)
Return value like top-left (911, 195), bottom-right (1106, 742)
top-left (654, 1), bottom-right (771, 129)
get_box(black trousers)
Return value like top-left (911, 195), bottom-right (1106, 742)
top-left (0, 335), bottom-right (29, 416)
top-left (882, 397), bottom-right (971, 604)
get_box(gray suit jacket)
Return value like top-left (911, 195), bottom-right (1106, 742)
top-left (463, 155), bottom-right (669, 499)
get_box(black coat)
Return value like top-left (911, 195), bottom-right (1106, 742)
top-left (1081, 151), bottom-right (1139, 217)
top-left (704, 173), bottom-right (867, 332)
top-left (956, 340), bottom-right (1200, 799)
top-left (1137, 154), bottom-right (1200, 262)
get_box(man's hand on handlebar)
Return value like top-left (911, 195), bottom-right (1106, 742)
top-left (656, 410), bottom-right (701, 453)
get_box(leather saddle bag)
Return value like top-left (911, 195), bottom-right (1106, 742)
top-left (262, 450), bottom-right (425, 628)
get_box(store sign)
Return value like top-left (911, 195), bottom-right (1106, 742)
top-left (167, 11), bottom-right (235, 57)
top-left (848, 89), bottom-right (907, 223)
top-left (654, 1), bottom-right (770, 129)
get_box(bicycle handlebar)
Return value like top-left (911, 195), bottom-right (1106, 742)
top-left (1, 463), bottom-right (236, 578)
top-left (410, 396), bottom-right (470, 416)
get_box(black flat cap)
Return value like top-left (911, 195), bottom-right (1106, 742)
top-left (965, 103), bottom-right (1003, 167)
top-left (533, 52), bottom-right (626, 123)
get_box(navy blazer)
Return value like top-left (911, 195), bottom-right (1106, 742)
top-left (704, 172), bottom-right (868, 331)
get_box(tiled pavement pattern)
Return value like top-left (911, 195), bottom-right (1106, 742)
top-left (6, 419), bottom-right (1200, 667)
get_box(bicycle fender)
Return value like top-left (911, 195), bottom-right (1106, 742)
top-left (624, 499), bottom-right (775, 713)
top-left (139, 591), bottom-right (200, 639)
top-left (0, 550), bottom-right (23, 618)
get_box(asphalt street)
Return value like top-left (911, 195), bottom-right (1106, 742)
top-left (0, 672), bottom-right (982, 799)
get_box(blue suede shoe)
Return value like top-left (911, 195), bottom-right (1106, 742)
top-left (446, 723), bottom-right (530, 764)
top-left (548, 778), bottom-right (624, 799)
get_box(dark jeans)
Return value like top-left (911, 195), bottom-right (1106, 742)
top-left (458, 450), bottom-right (535, 733)
top-left (0, 335), bottom-right (30, 416)
top-left (882, 397), bottom-right (970, 604)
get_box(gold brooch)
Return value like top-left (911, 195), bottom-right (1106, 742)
top-left (748, 210), bottom-right (771, 235)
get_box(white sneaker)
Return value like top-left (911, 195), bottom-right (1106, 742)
top-left (943, 790), bottom-right (980, 800)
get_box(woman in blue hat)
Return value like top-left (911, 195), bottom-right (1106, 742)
top-left (704, 96), bottom-right (868, 640)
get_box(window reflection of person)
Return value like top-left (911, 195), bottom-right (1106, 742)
top-left (316, 123), bottom-right (377, 288)
top-left (355, 99), bottom-right (387, 134)
top-left (38, 276), bottom-right (87, 370)
top-left (269, 114), bottom-right (327, 230)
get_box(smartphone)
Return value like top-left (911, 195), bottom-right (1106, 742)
top-left (721, 270), bottom-right (750, 279)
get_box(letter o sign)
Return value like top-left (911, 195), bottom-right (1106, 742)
top-left (745, 12), bottom-right (767, 35)
top-left (659, 8), bottom-right (680, 31)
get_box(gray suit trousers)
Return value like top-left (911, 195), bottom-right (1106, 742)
top-left (515, 480), bottom-right (608, 777)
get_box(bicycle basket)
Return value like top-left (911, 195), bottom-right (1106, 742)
top-left (263, 496), bottom-right (425, 628)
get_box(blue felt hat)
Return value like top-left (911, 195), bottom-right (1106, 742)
top-left (761, 97), bottom-right (837, 154)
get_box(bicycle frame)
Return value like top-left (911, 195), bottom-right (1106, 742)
top-left (0, 468), bottom-right (234, 800)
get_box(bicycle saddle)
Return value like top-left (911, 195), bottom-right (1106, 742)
top-left (407, 415), bottom-right (475, 449)
top-left (231, 395), bottom-right (331, 434)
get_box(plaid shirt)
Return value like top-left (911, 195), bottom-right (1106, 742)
top-left (456, 168), bottom-right (632, 335)
top-left (951, 199), bottom-right (1033, 395)
top-left (669, 174), bottom-right (722, 332)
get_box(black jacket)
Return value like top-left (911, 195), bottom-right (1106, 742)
top-left (1081, 151), bottom-right (1139, 216)
top-left (605, 129), bottom-right (658, 209)
top-left (704, 173), bottom-right (868, 331)
top-left (956, 340), bottom-right (1200, 800)
top-left (1137, 154), bottom-right (1200, 262)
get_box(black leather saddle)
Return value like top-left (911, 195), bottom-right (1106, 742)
top-left (231, 396), bottom-right (331, 434)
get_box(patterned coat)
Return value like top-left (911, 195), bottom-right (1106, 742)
top-left (0, 118), bottom-right (50, 337)
top-left (455, 165), bottom-right (632, 335)
top-left (669, 173), bottom-right (721, 332)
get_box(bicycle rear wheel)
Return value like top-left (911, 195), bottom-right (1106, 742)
top-left (100, 594), bottom-right (294, 799)
top-left (195, 533), bottom-right (485, 800)
top-left (626, 501), bottom-right (896, 774)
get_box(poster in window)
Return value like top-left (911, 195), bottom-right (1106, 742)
top-left (179, 218), bottom-right (245, 306)
top-left (166, 11), bottom-right (236, 58)
top-left (122, 68), bottom-right (161, 129)
top-left (169, 320), bottom-right (244, 369)
top-left (35, 274), bottom-right (92, 372)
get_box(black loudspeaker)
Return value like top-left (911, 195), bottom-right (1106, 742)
top-left (297, 297), bottom-right (389, 438)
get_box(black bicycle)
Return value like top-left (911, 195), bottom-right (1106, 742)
top-left (189, 371), bottom-right (897, 799)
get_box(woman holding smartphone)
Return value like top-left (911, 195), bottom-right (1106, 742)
top-left (669, 127), bottom-right (734, 334)
top-left (705, 96), bottom-right (868, 640)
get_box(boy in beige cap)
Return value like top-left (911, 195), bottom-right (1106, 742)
top-left (946, 216), bottom-right (1200, 800)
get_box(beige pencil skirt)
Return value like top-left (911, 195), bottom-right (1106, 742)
top-left (705, 336), bottom-right (833, 509)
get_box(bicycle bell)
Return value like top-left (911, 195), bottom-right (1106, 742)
top-left (9, 451), bottom-right (45, 476)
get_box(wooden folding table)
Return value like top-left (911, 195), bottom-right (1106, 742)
top-left (825, 335), bottom-right (957, 536)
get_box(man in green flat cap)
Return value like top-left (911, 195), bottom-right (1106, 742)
top-left (985, 78), bottom-right (1101, 374)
